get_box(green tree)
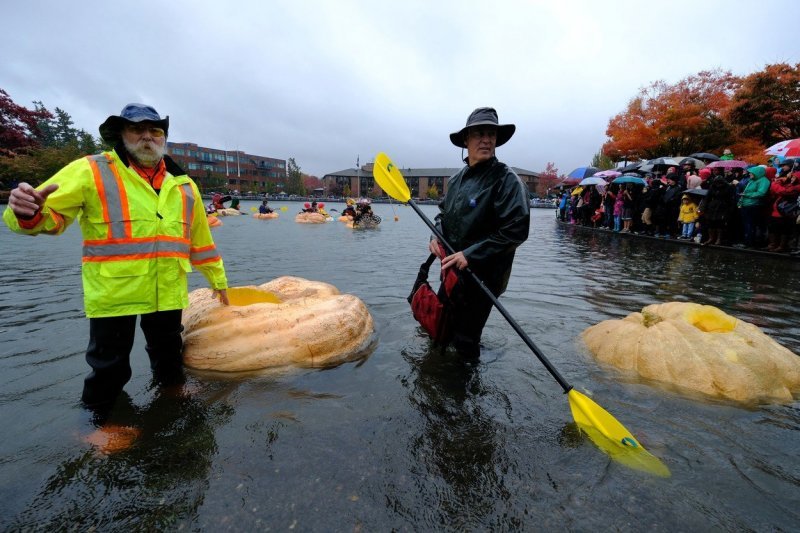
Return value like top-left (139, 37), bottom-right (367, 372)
top-left (591, 150), bottom-right (614, 170)
top-left (0, 144), bottom-right (84, 186)
top-left (285, 157), bottom-right (305, 195)
top-left (427, 184), bottom-right (439, 200)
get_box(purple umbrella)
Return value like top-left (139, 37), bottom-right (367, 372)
top-left (706, 160), bottom-right (749, 169)
top-left (593, 169), bottom-right (622, 179)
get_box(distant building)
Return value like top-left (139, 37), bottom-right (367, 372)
top-left (322, 163), bottom-right (542, 199)
top-left (166, 142), bottom-right (287, 194)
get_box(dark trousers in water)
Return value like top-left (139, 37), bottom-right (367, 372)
top-left (81, 310), bottom-right (185, 409)
top-left (442, 275), bottom-right (495, 359)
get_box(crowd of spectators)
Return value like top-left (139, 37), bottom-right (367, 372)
top-left (557, 156), bottom-right (800, 255)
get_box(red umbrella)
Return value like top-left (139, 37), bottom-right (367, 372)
top-left (765, 139), bottom-right (800, 158)
top-left (706, 160), bottom-right (749, 169)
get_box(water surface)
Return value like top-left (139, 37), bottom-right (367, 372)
top-left (1, 204), bottom-right (798, 530)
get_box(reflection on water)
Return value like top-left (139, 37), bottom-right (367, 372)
top-left (8, 386), bottom-right (230, 530)
top-left (1, 205), bottom-right (798, 530)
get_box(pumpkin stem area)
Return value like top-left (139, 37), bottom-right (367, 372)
top-left (642, 310), bottom-right (662, 327)
top-left (684, 306), bottom-right (737, 333)
top-left (226, 287), bottom-right (282, 306)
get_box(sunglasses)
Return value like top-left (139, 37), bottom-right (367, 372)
top-left (125, 124), bottom-right (165, 137)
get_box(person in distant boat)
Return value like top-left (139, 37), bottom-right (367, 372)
top-left (342, 199), bottom-right (357, 218)
top-left (302, 200), bottom-right (318, 213)
top-left (3, 103), bottom-right (229, 419)
top-left (229, 197), bottom-right (241, 211)
top-left (428, 107), bottom-right (530, 359)
top-left (258, 199), bottom-right (274, 214)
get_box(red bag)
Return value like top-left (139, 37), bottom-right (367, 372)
top-left (408, 249), bottom-right (460, 342)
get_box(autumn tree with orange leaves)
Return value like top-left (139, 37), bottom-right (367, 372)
top-left (602, 64), bottom-right (800, 165)
top-left (603, 70), bottom-right (740, 162)
top-left (728, 63), bottom-right (800, 148)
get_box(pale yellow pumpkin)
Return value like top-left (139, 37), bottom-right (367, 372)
top-left (582, 302), bottom-right (800, 404)
top-left (295, 212), bottom-right (329, 223)
top-left (182, 276), bottom-right (375, 372)
top-left (252, 212), bottom-right (279, 219)
top-left (216, 208), bottom-right (243, 216)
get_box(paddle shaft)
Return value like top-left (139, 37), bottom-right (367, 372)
top-left (407, 199), bottom-right (573, 394)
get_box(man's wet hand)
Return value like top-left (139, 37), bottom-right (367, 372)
top-left (213, 289), bottom-right (229, 305)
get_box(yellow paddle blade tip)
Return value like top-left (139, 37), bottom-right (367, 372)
top-left (373, 152), bottom-right (412, 203)
top-left (568, 389), bottom-right (671, 478)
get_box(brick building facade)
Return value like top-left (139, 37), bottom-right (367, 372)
top-left (166, 142), bottom-right (287, 194)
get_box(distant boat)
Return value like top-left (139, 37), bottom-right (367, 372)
top-left (531, 198), bottom-right (557, 209)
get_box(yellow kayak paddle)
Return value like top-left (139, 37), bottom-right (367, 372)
top-left (372, 152), bottom-right (669, 477)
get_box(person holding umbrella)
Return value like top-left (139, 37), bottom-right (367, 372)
top-left (429, 107), bottom-right (530, 359)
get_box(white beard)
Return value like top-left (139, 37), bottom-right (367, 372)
top-left (124, 138), bottom-right (165, 167)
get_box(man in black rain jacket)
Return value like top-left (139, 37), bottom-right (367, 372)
top-left (430, 107), bottom-right (530, 359)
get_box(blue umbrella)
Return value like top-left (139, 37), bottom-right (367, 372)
top-left (612, 175), bottom-right (646, 185)
top-left (567, 166), bottom-right (599, 179)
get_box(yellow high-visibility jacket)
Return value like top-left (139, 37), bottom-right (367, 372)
top-left (3, 150), bottom-right (228, 318)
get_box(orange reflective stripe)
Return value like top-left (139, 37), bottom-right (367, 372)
top-left (41, 209), bottom-right (65, 235)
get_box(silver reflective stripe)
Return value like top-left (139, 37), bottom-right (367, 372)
top-left (158, 240), bottom-right (191, 255)
top-left (180, 183), bottom-right (195, 238)
top-left (88, 155), bottom-right (126, 239)
top-left (83, 239), bottom-right (190, 258)
top-left (84, 240), bottom-right (157, 258)
top-left (191, 248), bottom-right (219, 262)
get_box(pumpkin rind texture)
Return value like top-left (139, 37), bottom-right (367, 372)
top-left (581, 302), bottom-right (800, 404)
top-left (182, 276), bottom-right (375, 372)
top-left (295, 212), bottom-right (328, 223)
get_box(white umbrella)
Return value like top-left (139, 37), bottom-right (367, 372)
top-left (579, 176), bottom-right (607, 186)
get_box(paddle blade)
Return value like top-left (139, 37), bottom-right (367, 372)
top-left (250, 207), bottom-right (257, 212)
top-left (568, 390), bottom-right (670, 477)
top-left (280, 206), bottom-right (288, 212)
top-left (373, 153), bottom-right (412, 203)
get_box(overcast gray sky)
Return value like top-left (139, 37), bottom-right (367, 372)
top-left (3, 0), bottom-right (797, 177)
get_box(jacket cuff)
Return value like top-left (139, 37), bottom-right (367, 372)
top-left (17, 210), bottom-right (43, 229)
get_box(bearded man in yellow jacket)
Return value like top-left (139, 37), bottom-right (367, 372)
top-left (3, 103), bottom-right (229, 416)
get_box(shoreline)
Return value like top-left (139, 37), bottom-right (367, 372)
top-left (555, 216), bottom-right (800, 261)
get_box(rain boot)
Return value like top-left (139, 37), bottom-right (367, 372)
top-left (775, 235), bottom-right (790, 253)
top-left (765, 233), bottom-right (779, 251)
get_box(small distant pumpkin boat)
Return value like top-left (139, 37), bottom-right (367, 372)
top-left (253, 212), bottom-right (279, 220)
top-left (295, 212), bottom-right (329, 223)
top-left (216, 208), bottom-right (243, 216)
top-left (347, 214), bottom-right (382, 229)
top-left (182, 276), bottom-right (375, 372)
top-left (207, 215), bottom-right (223, 227)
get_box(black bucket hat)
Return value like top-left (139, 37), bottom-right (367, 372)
top-left (449, 107), bottom-right (515, 147)
top-left (99, 103), bottom-right (169, 144)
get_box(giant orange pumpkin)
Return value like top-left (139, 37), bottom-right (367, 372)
top-left (582, 302), bottom-right (800, 404)
top-left (182, 276), bottom-right (374, 371)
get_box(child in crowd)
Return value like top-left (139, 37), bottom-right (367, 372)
top-left (678, 194), bottom-right (699, 239)
top-left (613, 184), bottom-right (624, 232)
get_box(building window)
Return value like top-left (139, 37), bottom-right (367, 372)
top-left (171, 147), bottom-right (185, 156)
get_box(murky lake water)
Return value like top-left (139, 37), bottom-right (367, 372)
top-left (1, 203), bottom-right (798, 531)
